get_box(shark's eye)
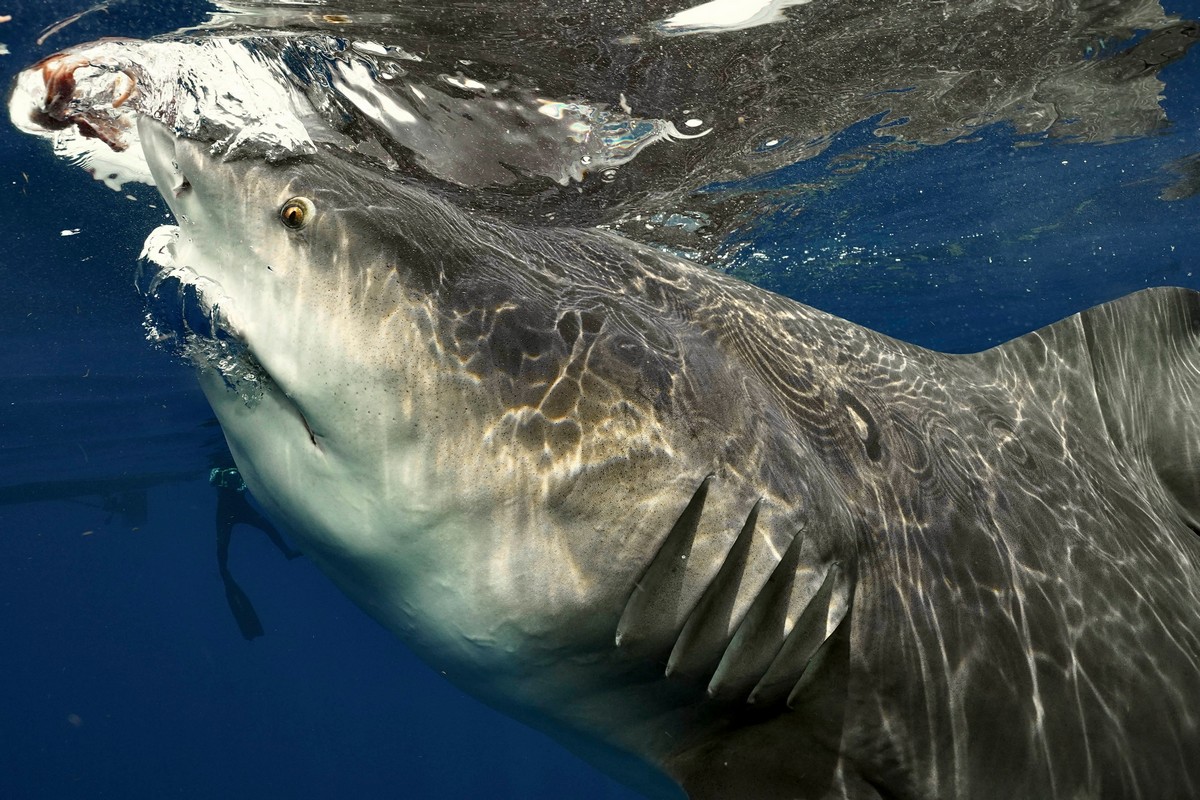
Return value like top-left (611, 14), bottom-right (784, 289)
top-left (279, 197), bottom-right (314, 230)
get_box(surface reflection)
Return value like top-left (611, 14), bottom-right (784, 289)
top-left (17, 0), bottom-right (1199, 260)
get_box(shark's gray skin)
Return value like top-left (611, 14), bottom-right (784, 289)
top-left (10, 29), bottom-right (1200, 780)
top-left (115, 118), bottom-right (1200, 799)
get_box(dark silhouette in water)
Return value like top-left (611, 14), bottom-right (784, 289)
top-left (211, 464), bottom-right (301, 640)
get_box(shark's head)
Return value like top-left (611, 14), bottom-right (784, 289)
top-left (136, 118), bottom-right (693, 645)
top-left (134, 118), bottom-right (788, 792)
top-left (136, 117), bottom-right (578, 638)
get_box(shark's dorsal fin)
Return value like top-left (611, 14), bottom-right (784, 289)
top-left (978, 286), bottom-right (1200, 531)
top-left (1078, 286), bottom-right (1200, 529)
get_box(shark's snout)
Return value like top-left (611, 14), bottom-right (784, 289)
top-left (138, 118), bottom-right (190, 211)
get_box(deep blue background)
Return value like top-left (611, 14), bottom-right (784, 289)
top-left (3, 1), bottom-right (1200, 798)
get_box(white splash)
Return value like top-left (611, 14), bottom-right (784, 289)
top-left (656, 0), bottom-right (813, 35)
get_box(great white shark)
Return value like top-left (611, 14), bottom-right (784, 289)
top-left (14, 45), bottom-right (1200, 799)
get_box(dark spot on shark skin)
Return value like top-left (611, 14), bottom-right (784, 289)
top-left (838, 390), bottom-right (882, 462)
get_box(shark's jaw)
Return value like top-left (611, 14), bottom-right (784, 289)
top-left (134, 120), bottom-right (326, 475)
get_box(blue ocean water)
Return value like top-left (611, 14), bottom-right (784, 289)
top-left (1, 1), bottom-right (1198, 798)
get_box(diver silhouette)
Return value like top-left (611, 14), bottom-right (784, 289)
top-left (211, 464), bottom-right (301, 640)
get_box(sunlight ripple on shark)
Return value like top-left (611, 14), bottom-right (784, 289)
top-left (10, 33), bottom-right (1200, 800)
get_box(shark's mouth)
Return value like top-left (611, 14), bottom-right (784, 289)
top-left (138, 220), bottom-right (324, 450)
top-left (9, 43), bottom-right (277, 406)
top-left (136, 224), bottom-right (271, 406)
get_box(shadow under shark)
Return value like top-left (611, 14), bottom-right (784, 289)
top-left (12, 42), bottom-right (1200, 800)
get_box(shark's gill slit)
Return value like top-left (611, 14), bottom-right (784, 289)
top-left (668, 497), bottom-right (762, 679)
top-left (786, 577), bottom-right (853, 711)
top-left (615, 474), bottom-right (713, 655)
top-left (707, 523), bottom-right (808, 700)
top-left (748, 563), bottom-right (840, 706)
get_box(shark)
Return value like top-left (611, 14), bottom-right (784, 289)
top-left (12, 42), bottom-right (1200, 800)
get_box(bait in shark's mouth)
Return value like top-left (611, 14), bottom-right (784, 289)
top-left (11, 28), bottom-right (1200, 800)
